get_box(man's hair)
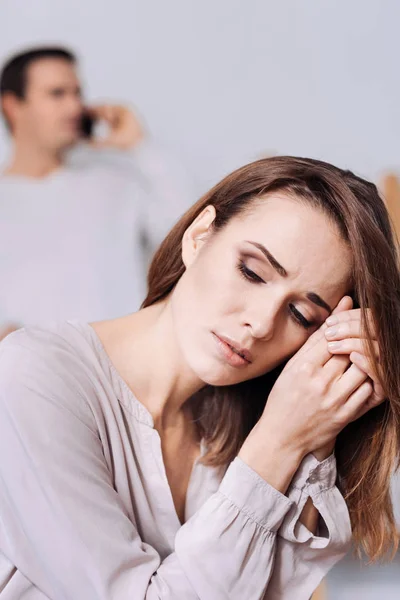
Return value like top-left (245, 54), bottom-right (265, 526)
top-left (0, 46), bottom-right (76, 100)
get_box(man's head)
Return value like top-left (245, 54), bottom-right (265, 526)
top-left (0, 47), bottom-right (84, 153)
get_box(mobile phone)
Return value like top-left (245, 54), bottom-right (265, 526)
top-left (80, 111), bottom-right (95, 139)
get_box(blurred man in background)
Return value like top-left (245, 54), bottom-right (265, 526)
top-left (0, 46), bottom-right (193, 337)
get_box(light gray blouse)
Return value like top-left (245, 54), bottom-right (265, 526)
top-left (0, 322), bottom-right (352, 599)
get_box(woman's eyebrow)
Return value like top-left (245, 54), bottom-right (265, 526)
top-left (245, 241), bottom-right (287, 277)
top-left (245, 240), bottom-right (332, 313)
top-left (306, 292), bottom-right (332, 314)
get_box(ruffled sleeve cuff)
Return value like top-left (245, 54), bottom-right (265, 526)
top-left (278, 453), bottom-right (352, 549)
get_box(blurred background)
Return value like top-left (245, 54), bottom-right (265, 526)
top-left (1, 1), bottom-right (399, 597)
top-left (2, 0), bottom-right (400, 193)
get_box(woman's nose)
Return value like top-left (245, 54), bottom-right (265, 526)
top-left (242, 304), bottom-right (279, 341)
top-left (244, 317), bottom-right (275, 340)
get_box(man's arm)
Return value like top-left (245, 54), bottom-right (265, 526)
top-left (84, 104), bottom-right (194, 248)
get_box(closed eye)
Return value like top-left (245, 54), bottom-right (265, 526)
top-left (289, 304), bottom-right (313, 329)
top-left (238, 259), bottom-right (315, 330)
top-left (50, 89), bottom-right (66, 98)
top-left (237, 260), bottom-right (265, 283)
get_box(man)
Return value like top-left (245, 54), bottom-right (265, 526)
top-left (0, 46), bottom-right (193, 336)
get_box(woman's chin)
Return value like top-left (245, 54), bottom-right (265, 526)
top-left (191, 362), bottom-right (252, 387)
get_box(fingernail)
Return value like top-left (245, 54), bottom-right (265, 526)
top-left (325, 327), bottom-right (338, 339)
top-left (326, 315), bottom-right (338, 326)
top-left (351, 352), bottom-right (364, 362)
top-left (328, 341), bottom-right (342, 350)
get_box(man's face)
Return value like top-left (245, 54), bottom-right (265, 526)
top-left (11, 58), bottom-right (84, 152)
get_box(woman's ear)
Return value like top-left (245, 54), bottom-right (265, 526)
top-left (182, 205), bottom-right (217, 268)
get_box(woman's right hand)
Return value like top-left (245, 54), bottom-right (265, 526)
top-left (239, 297), bottom-right (374, 491)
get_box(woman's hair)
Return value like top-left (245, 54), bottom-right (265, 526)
top-left (142, 156), bottom-right (400, 561)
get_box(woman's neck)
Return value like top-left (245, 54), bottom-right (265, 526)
top-left (93, 300), bottom-right (204, 431)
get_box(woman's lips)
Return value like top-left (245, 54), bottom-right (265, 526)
top-left (212, 333), bottom-right (252, 368)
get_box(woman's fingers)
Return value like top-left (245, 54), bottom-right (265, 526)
top-left (323, 354), bottom-right (351, 379)
top-left (341, 367), bottom-right (386, 422)
top-left (336, 363), bottom-right (368, 401)
top-left (325, 307), bottom-right (384, 404)
top-left (350, 351), bottom-right (386, 402)
top-left (350, 391), bottom-right (387, 421)
top-left (329, 295), bottom-right (354, 316)
top-left (350, 351), bottom-right (377, 380)
top-left (326, 307), bottom-right (376, 329)
top-left (327, 338), bottom-right (379, 359)
top-left (289, 296), bottom-right (353, 369)
top-left (339, 379), bottom-right (375, 422)
top-left (324, 348), bottom-right (385, 414)
top-left (325, 308), bottom-right (377, 341)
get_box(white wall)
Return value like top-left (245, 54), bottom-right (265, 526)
top-left (1, 0), bottom-right (400, 195)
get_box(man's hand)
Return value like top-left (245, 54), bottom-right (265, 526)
top-left (87, 105), bottom-right (144, 150)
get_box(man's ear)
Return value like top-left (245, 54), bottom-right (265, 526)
top-left (182, 205), bottom-right (216, 268)
top-left (1, 92), bottom-right (21, 131)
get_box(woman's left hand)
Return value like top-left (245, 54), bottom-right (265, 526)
top-left (324, 307), bottom-right (386, 418)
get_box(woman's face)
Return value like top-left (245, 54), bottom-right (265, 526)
top-left (171, 193), bottom-right (353, 386)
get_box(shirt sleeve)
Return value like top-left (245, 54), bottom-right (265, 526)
top-left (126, 138), bottom-right (196, 249)
top-left (265, 453), bottom-right (352, 599)
top-left (0, 334), bottom-right (294, 600)
top-left (71, 138), bottom-right (195, 251)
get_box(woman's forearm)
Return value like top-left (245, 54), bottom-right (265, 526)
top-left (238, 420), bottom-right (303, 494)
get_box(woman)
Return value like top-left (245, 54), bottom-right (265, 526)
top-left (0, 156), bottom-right (399, 599)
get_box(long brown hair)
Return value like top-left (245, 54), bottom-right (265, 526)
top-left (143, 156), bottom-right (400, 561)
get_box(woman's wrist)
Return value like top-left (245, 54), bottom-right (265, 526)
top-left (239, 423), bottom-right (304, 494)
top-left (312, 439), bottom-right (336, 462)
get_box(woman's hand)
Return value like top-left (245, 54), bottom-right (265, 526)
top-left (239, 297), bottom-right (384, 489)
top-left (325, 307), bottom-right (386, 418)
top-left (239, 296), bottom-right (388, 490)
top-left (266, 311), bottom-right (371, 450)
